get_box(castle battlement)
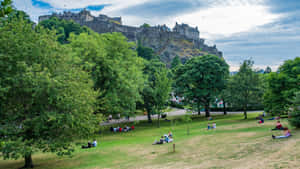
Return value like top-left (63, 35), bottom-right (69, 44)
top-left (38, 10), bottom-right (222, 63)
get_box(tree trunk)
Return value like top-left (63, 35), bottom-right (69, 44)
top-left (223, 100), bottom-right (227, 115)
top-left (157, 113), bottom-right (160, 128)
top-left (147, 109), bottom-right (152, 123)
top-left (197, 102), bottom-right (201, 115)
top-left (23, 153), bottom-right (33, 168)
top-left (205, 102), bottom-right (210, 117)
top-left (243, 106), bottom-right (247, 119)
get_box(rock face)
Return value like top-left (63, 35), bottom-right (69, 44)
top-left (39, 9), bottom-right (222, 64)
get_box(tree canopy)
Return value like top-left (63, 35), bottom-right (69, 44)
top-left (0, 0), bottom-right (12, 17)
top-left (264, 57), bottom-right (300, 115)
top-left (39, 17), bottom-right (90, 43)
top-left (229, 60), bottom-right (262, 119)
top-left (69, 32), bottom-right (145, 117)
top-left (140, 59), bottom-right (171, 123)
top-left (0, 16), bottom-right (100, 168)
top-left (175, 55), bottom-right (229, 117)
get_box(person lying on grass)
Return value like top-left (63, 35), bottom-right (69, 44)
top-left (82, 139), bottom-right (97, 149)
top-left (272, 127), bottom-right (291, 139)
top-left (152, 136), bottom-right (165, 145)
top-left (271, 121), bottom-right (284, 130)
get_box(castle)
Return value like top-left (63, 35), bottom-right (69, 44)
top-left (39, 9), bottom-right (222, 64)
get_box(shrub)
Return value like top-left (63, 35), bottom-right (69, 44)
top-left (289, 92), bottom-right (300, 128)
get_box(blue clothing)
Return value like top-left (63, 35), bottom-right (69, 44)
top-left (92, 141), bottom-right (97, 147)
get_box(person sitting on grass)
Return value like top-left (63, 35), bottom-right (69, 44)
top-left (168, 131), bottom-right (173, 138)
top-left (258, 116), bottom-right (264, 124)
top-left (123, 125), bottom-right (129, 132)
top-left (272, 127), bottom-right (291, 139)
top-left (212, 122), bottom-right (216, 129)
top-left (152, 136), bottom-right (165, 145)
top-left (164, 135), bottom-right (169, 143)
top-left (271, 121), bottom-right (284, 130)
top-left (207, 123), bottom-right (211, 130)
top-left (131, 125), bottom-right (135, 130)
top-left (82, 141), bottom-right (92, 149)
top-left (92, 139), bottom-right (97, 147)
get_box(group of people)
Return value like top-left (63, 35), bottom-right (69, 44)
top-left (271, 120), bottom-right (292, 139)
top-left (110, 125), bottom-right (135, 132)
top-left (207, 122), bottom-right (216, 130)
top-left (153, 131), bottom-right (173, 145)
top-left (82, 140), bottom-right (97, 149)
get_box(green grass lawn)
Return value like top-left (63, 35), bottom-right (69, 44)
top-left (1, 113), bottom-right (300, 169)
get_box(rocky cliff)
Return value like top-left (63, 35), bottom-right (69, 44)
top-left (39, 9), bottom-right (222, 64)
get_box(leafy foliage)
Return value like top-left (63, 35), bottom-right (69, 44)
top-left (171, 55), bottom-right (182, 70)
top-left (39, 17), bottom-right (90, 43)
top-left (0, 15), bottom-right (100, 167)
top-left (0, 0), bottom-right (12, 17)
top-left (289, 92), bottom-right (300, 128)
top-left (229, 60), bottom-right (262, 119)
top-left (140, 59), bottom-right (172, 124)
top-left (264, 57), bottom-right (300, 115)
top-left (175, 55), bottom-right (229, 117)
top-left (137, 44), bottom-right (159, 60)
top-left (69, 32), bottom-right (145, 117)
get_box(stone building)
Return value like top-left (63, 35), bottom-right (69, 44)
top-left (39, 10), bottom-right (223, 65)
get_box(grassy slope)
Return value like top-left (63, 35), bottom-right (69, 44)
top-left (1, 113), bottom-right (300, 169)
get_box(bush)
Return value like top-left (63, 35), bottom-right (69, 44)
top-left (289, 92), bottom-right (300, 128)
top-left (169, 101), bottom-right (185, 109)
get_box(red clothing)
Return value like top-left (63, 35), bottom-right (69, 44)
top-left (276, 124), bottom-right (282, 129)
top-left (131, 126), bottom-right (135, 130)
top-left (119, 128), bottom-right (122, 132)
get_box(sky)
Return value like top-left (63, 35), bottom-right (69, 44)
top-left (13, 0), bottom-right (300, 71)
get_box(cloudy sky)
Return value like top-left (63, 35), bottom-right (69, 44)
top-left (14, 0), bottom-right (300, 71)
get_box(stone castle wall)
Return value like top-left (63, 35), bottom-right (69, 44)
top-left (39, 10), bottom-right (222, 60)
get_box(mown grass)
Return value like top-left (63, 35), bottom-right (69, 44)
top-left (1, 112), bottom-right (300, 169)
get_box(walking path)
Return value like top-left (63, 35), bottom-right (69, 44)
top-left (101, 109), bottom-right (263, 126)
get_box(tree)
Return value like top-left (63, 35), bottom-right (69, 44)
top-left (171, 55), bottom-right (182, 70)
top-left (152, 68), bottom-right (172, 127)
top-left (69, 32), bottom-right (144, 117)
top-left (140, 59), bottom-right (171, 124)
top-left (219, 77), bottom-right (233, 115)
top-left (140, 23), bottom-right (151, 28)
top-left (175, 55), bottom-right (229, 117)
top-left (0, 0), bottom-right (12, 17)
top-left (264, 66), bottom-right (272, 74)
top-left (264, 57), bottom-right (300, 115)
top-left (0, 16), bottom-right (100, 168)
top-left (39, 17), bottom-right (90, 44)
top-left (230, 60), bottom-right (262, 119)
top-left (289, 92), bottom-right (300, 128)
top-left (137, 44), bottom-right (159, 60)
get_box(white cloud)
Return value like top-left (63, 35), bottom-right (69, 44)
top-left (14, 0), bottom-right (50, 22)
top-left (173, 3), bottom-right (282, 38)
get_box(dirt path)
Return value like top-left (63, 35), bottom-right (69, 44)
top-left (101, 109), bottom-right (263, 126)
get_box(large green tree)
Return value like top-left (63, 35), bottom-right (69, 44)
top-left (39, 17), bottom-right (90, 44)
top-left (0, 16), bottom-right (100, 168)
top-left (229, 60), bottom-right (262, 119)
top-left (289, 92), bottom-right (300, 128)
top-left (0, 0), bottom-right (12, 17)
top-left (69, 32), bottom-right (144, 117)
top-left (264, 57), bottom-right (300, 115)
top-left (140, 59), bottom-right (172, 124)
top-left (175, 55), bottom-right (229, 117)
